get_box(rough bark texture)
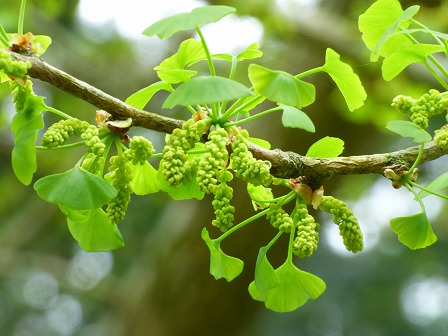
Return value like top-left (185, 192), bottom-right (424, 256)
top-left (9, 50), bottom-right (448, 181)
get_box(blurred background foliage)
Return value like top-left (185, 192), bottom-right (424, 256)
top-left (1, 0), bottom-right (448, 335)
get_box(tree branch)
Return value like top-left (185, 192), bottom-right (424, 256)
top-left (249, 141), bottom-right (447, 181)
top-left (9, 51), bottom-right (448, 181)
top-left (10, 52), bottom-right (183, 133)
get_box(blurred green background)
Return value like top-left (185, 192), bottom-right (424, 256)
top-left (1, 0), bottom-right (448, 335)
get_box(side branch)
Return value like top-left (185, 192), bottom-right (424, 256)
top-left (10, 52), bottom-right (183, 133)
top-left (250, 141), bottom-right (447, 180)
top-left (10, 52), bottom-right (448, 180)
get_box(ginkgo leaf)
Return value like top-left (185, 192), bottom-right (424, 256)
top-left (382, 44), bottom-right (445, 81)
top-left (322, 48), bottom-right (367, 111)
top-left (125, 82), bottom-right (172, 109)
top-left (10, 94), bottom-right (46, 185)
top-left (202, 228), bottom-right (244, 281)
top-left (249, 260), bottom-right (326, 312)
top-left (143, 6), bottom-right (236, 39)
top-left (253, 247), bottom-right (279, 291)
top-left (163, 76), bottom-right (254, 108)
top-left (358, 0), bottom-right (413, 60)
top-left (249, 64), bottom-right (315, 108)
top-left (61, 206), bottom-right (125, 252)
top-left (390, 212), bottom-right (437, 250)
top-left (131, 161), bottom-right (160, 195)
top-left (418, 172), bottom-right (448, 199)
top-left (386, 120), bottom-right (432, 143)
top-left (306, 137), bottom-right (344, 158)
top-left (280, 104), bottom-right (315, 132)
top-left (34, 167), bottom-right (117, 209)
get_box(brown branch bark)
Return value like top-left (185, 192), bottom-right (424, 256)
top-left (9, 51), bottom-right (448, 180)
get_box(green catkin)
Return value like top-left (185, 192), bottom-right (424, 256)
top-left (230, 129), bottom-right (273, 187)
top-left (319, 196), bottom-right (363, 253)
top-left (266, 202), bottom-right (293, 232)
top-left (106, 155), bottom-right (133, 223)
top-left (41, 118), bottom-right (90, 148)
top-left (125, 136), bottom-right (155, 165)
top-left (392, 89), bottom-right (448, 129)
top-left (434, 124), bottom-right (448, 150)
top-left (292, 203), bottom-right (320, 258)
top-left (196, 127), bottom-right (229, 194)
top-left (161, 118), bottom-right (207, 187)
top-left (211, 182), bottom-right (235, 232)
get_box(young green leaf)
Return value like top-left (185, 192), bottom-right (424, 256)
top-left (390, 212), bottom-right (437, 249)
top-left (247, 184), bottom-right (274, 210)
top-left (154, 38), bottom-right (206, 84)
top-left (382, 44), bottom-right (445, 81)
top-left (142, 6), bottom-right (236, 39)
top-left (248, 64), bottom-right (315, 108)
top-left (386, 120), bottom-right (432, 143)
top-left (253, 247), bottom-right (279, 292)
top-left (249, 260), bottom-right (326, 312)
top-left (163, 76), bottom-right (254, 108)
top-left (306, 136), bottom-right (344, 158)
top-left (237, 43), bottom-right (263, 61)
top-left (280, 104), bottom-right (315, 132)
top-left (131, 161), bottom-right (160, 195)
top-left (370, 5), bottom-right (420, 62)
top-left (322, 48), bottom-right (367, 111)
top-left (34, 167), bottom-right (118, 209)
top-left (417, 172), bottom-right (448, 199)
top-left (125, 81), bottom-right (172, 109)
top-left (248, 137), bottom-right (271, 149)
top-left (33, 35), bottom-right (52, 55)
top-left (10, 94), bottom-right (45, 185)
top-left (358, 0), bottom-right (412, 61)
top-left (60, 206), bottom-right (125, 252)
top-left (201, 228), bottom-right (244, 281)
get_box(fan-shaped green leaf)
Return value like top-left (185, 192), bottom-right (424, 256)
top-left (202, 228), bottom-right (244, 281)
top-left (10, 94), bottom-right (45, 185)
top-left (358, 0), bottom-right (413, 61)
top-left (382, 44), bottom-right (445, 81)
top-left (253, 247), bottom-right (279, 291)
top-left (322, 48), bottom-right (367, 111)
top-left (163, 76), bottom-right (254, 108)
top-left (143, 6), bottom-right (236, 39)
top-left (390, 212), bottom-right (437, 249)
top-left (418, 172), bottom-right (448, 199)
top-left (131, 161), bottom-right (160, 195)
top-left (280, 104), bottom-right (315, 132)
top-left (33, 35), bottom-right (52, 55)
top-left (249, 260), bottom-right (326, 312)
top-left (154, 38), bottom-right (206, 84)
top-left (386, 120), bottom-right (432, 143)
top-left (61, 206), bottom-right (125, 252)
top-left (125, 81), bottom-right (172, 109)
top-left (237, 43), bottom-right (263, 61)
top-left (34, 167), bottom-right (118, 209)
top-left (306, 136), bottom-right (344, 158)
top-left (249, 64), bottom-right (315, 108)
